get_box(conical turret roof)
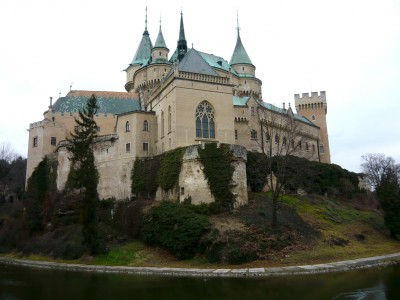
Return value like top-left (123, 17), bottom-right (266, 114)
top-left (131, 8), bottom-right (153, 66)
top-left (230, 32), bottom-right (253, 66)
top-left (154, 23), bottom-right (168, 49)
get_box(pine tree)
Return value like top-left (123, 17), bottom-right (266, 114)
top-left (67, 94), bottom-right (100, 254)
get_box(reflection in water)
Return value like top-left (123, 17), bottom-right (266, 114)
top-left (0, 263), bottom-right (399, 300)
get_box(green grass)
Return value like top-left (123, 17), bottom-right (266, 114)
top-left (90, 241), bottom-right (148, 266)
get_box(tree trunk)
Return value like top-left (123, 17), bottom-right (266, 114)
top-left (271, 193), bottom-right (278, 228)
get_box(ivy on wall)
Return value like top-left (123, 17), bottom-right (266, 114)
top-left (131, 147), bottom-right (185, 199)
top-left (198, 143), bottom-right (234, 211)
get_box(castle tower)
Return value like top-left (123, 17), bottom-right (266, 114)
top-left (176, 11), bottom-right (187, 61)
top-left (152, 18), bottom-right (169, 62)
top-left (125, 7), bottom-right (153, 92)
top-left (294, 91), bottom-right (331, 163)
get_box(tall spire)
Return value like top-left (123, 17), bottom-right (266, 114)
top-left (131, 7), bottom-right (153, 66)
top-left (177, 10), bottom-right (187, 61)
top-left (230, 12), bottom-right (253, 66)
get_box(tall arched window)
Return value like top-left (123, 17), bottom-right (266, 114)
top-left (125, 121), bottom-right (130, 132)
top-left (168, 106), bottom-right (171, 132)
top-left (143, 120), bottom-right (149, 131)
top-left (195, 101), bottom-right (215, 139)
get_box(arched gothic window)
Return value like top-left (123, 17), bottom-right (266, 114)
top-left (143, 120), bottom-right (149, 131)
top-left (125, 121), bottom-right (130, 132)
top-left (195, 101), bottom-right (215, 139)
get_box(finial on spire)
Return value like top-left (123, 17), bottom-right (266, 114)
top-left (159, 14), bottom-right (161, 29)
top-left (145, 6), bottom-right (148, 31)
top-left (236, 11), bottom-right (241, 36)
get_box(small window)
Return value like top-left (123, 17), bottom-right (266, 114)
top-left (235, 130), bottom-right (238, 139)
top-left (143, 142), bottom-right (149, 152)
top-left (298, 141), bottom-right (302, 149)
top-left (306, 143), bottom-right (309, 151)
top-left (266, 133), bottom-right (270, 141)
top-left (51, 137), bottom-right (56, 146)
top-left (180, 187), bottom-right (185, 195)
top-left (33, 137), bottom-right (38, 147)
top-left (312, 115), bottom-right (316, 121)
top-left (251, 130), bottom-right (257, 140)
top-left (125, 143), bottom-right (131, 153)
top-left (282, 136), bottom-right (287, 146)
top-left (320, 144), bottom-right (325, 154)
top-left (143, 120), bottom-right (149, 131)
top-left (275, 134), bottom-right (279, 144)
top-left (250, 107), bottom-right (255, 116)
top-left (312, 144), bottom-right (316, 152)
top-left (125, 121), bottom-right (130, 132)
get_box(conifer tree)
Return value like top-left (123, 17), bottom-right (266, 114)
top-left (67, 94), bottom-right (100, 254)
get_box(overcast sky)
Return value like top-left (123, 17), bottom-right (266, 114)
top-left (1, 0), bottom-right (399, 172)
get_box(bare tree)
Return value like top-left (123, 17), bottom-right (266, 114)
top-left (0, 141), bottom-right (18, 163)
top-left (250, 101), bottom-right (318, 227)
top-left (361, 153), bottom-right (399, 191)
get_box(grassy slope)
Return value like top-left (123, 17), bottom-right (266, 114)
top-left (3, 193), bottom-right (400, 268)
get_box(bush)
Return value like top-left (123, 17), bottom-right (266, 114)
top-left (141, 202), bottom-right (210, 259)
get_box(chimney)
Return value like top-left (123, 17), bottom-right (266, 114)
top-left (282, 102), bottom-right (286, 110)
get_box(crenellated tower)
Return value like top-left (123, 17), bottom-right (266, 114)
top-left (294, 91), bottom-right (331, 163)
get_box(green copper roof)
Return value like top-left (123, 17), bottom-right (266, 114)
top-left (230, 32), bottom-right (253, 66)
top-left (131, 30), bottom-right (153, 66)
top-left (198, 52), bottom-right (238, 75)
top-left (178, 48), bottom-right (219, 76)
top-left (233, 96), bottom-right (250, 106)
top-left (154, 25), bottom-right (168, 49)
top-left (259, 102), bottom-right (317, 126)
top-left (52, 91), bottom-right (141, 115)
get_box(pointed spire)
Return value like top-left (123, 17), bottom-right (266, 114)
top-left (154, 15), bottom-right (168, 49)
top-left (131, 7), bottom-right (153, 66)
top-left (230, 13), bottom-right (253, 66)
top-left (177, 10), bottom-right (187, 61)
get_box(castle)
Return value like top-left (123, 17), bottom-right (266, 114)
top-left (26, 10), bottom-right (330, 206)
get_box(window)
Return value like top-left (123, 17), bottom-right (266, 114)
top-left (312, 144), bottom-right (316, 152)
top-left (282, 136), bottom-right (287, 146)
top-left (125, 143), bottom-right (131, 153)
top-left (250, 107), bottom-right (255, 116)
top-left (143, 120), bottom-right (149, 131)
top-left (143, 142), bottom-right (149, 152)
top-left (161, 111), bottom-right (164, 137)
top-left (180, 187), bottom-right (185, 195)
top-left (51, 137), bottom-right (56, 146)
top-left (251, 130), bottom-right (257, 140)
top-left (168, 106), bottom-right (171, 132)
top-left (306, 143), bottom-right (309, 151)
top-left (195, 101), bottom-right (215, 139)
top-left (33, 137), bottom-right (38, 147)
top-left (125, 121), bottom-right (130, 132)
top-left (235, 130), bottom-right (238, 139)
top-left (298, 141), bottom-right (302, 149)
top-left (320, 144), bottom-right (325, 154)
top-left (266, 132), bottom-right (270, 141)
top-left (275, 134), bottom-right (279, 144)
top-left (312, 115), bottom-right (316, 121)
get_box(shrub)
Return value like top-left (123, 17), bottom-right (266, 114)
top-left (141, 202), bottom-right (210, 259)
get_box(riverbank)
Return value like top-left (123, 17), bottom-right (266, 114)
top-left (1, 252), bottom-right (400, 278)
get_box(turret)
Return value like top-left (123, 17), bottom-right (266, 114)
top-left (152, 18), bottom-right (169, 62)
top-left (294, 91), bottom-right (331, 163)
top-left (177, 11), bottom-right (188, 62)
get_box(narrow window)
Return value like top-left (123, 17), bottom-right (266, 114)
top-left (125, 121), bottom-right (130, 132)
top-left (180, 187), bottom-right (185, 195)
top-left (51, 137), bottom-right (56, 146)
top-left (312, 115), bottom-right (316, 121)
top-left (298, 141), bottom-right (302, 149)
top-left (143, 120), bottom-right (149, 131)
top-left (143, 142), bottom-right (149, 152)
top-left (251, 130), bottom-right (257, 140)
top-left (33, 137), bottom-right (38, 147)
top-left (161, 111), bottom-right (164, 137)
top-left (282, 136), bottom-right (287, 146)
top-left (312, 144), bottom-right (316, 152)
top-left (235, 130), bottom-right (238, 139)
top-left (319, 144), bottom-right (325, 154)
top-left (250, 106), bottom-right (255, 116)
top-left (168, 106), bottom-right (171, 132)
top-left (275, 134), bottom-right (279, 144)
top-left (125, 143), bottom-right (131, 153)
top-left (306, 143), bottom-right (309, 151)
top-left (266, 132), bottom-right (270, 141)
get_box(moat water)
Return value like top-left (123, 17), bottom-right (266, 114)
top-left (1, 263), bottom-right (400, 300)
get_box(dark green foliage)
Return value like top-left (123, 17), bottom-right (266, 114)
top-left (198, 143), bottom-right (234, 211)
top-left (141, 202), bottom-right (210, 259)
top-left (66, 94), bottom-right (100, 254)
top-left (246, 153), bottom-right (359, 197)
top-left (157, 147), bottom-right (185, 191)
top-left (131, 156), bottom-right (160, 199)
top-left (0, 156), bottom-right (26, 202)
top-left (376, 169), bottom-right (400, 237)
top-left (25, 156), bottom-right (57, 231)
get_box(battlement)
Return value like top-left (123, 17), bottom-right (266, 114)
top-left (294, 91), bottom-right (326, 103)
